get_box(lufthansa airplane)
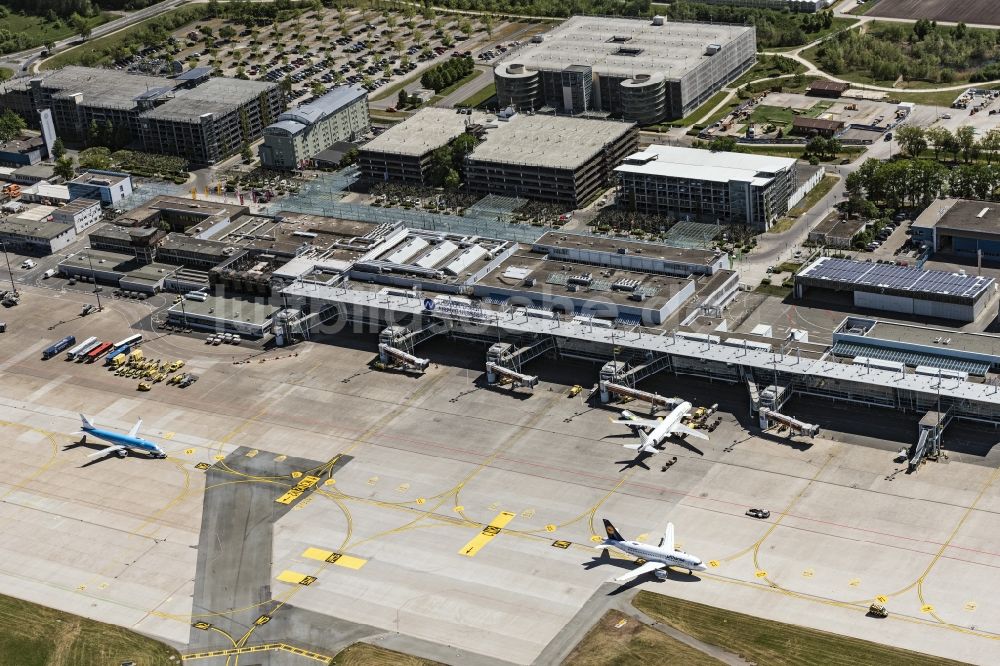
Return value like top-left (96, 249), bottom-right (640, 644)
top-left (75, 414), bottom-right (167, 459)
top-left (595, 518), bottom-right (706, 581)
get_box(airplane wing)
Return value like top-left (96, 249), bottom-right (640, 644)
top-left (615, 560), bottom-right (666, 583)
top-left (660, 522), bottom-right (675, 551)
top-left (127, 418), bottom-right (143, 439)
top-left (88, 444), bottom-right (125, 458)
top-left (671, 422), bottom-right (710, 441)
top-left (610, 417), bottom-right (661, 429)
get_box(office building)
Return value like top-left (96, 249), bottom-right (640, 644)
top-left (67, 170), bottom-right (134, 206)
top-left (614, 145), bottom-right (797, 230)
top-left (0, 135), bottom-right (46, 166)
top-left (493, 16), bottom-right (756, 123)
top-left (259, 86), bottom-right (369, 170)
top-left (0, 208), bottom-right (77, 254)
top-left (52, 198), bottom-right (103, 233)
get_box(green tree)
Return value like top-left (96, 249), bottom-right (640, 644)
top-left (979, 129), bottom-right (1000, 165)
top-left (926, 126), bottom-right (951, 161)
top-left (0, 109), bottom-right (26, 142)
top-left (450, 133), bottom-right (478, 172)
top-left (311, 81), bottom-right (326, 96)
top-left (53, 155), bottom-right (75, 180)
top-left (52, 136), bottom-right (65, 159)
top-left (71, 13), bottom-right (91, 41)
top-left (280, 75), bottom-right (293, 95)
top-left (240, 143), bottom-right (253, 163)
top-left (957, 126), bottom-right (978, 163)
top-left (895, 125), bottom-right (927, 159)
top-left (219, 25), bottom-right (237, 40)
top-left (79, 147), bottom-right (112, 170)
top-left (398, 88), bottom-right (409, 109)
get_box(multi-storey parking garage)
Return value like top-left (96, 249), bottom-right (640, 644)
top-left (493, 16), bottom-right (756, 122)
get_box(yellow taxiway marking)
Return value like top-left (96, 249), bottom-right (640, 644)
top-left (754, 570), bottom-right (768, 578)
top-left (275, 475), bottom-right (320, 505)
top-left (213, 454), bottom-right (224, 461)
top-left (291, 471), bottom-right (303, 479)
top-left (545, 524), bottom-right (557, 532)
top-left (245, 449), bottom-right (259, 458)
top-left (324, 478), bottom-right (335, 486)
top-left (274, 454), bottom-right (287, 462)
top-left (276, 570), bottom-right (317, 585)
top-left (459, 511), bottom-right (516, 557)
top-left (184, 448), bottom-right (195, 455)
top-left (590, 535), bottom-right (603, 543)
top-left (162, 432), bottom-right (174, 440)
top-left (302, 547), bottom-right (367, 570)
top-left (921, 604), bottom-right (935, 613)
top-left (849, 578), bottom-right (861, 587)
top-left (183, 643), bottom-right (331, 662)
top-left (802, 569), bottom-right (814, 578)
top-left (708, 560), bottom-right (720, 568)
top-left (965, 602), bottom-right (978, 612)
top-left (876, 595), bottom-right (888, 604)
top-left (416, 497), bottom-right (426, 504)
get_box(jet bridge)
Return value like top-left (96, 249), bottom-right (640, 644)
top-left (377, 322), bottom-right (447, 372)
top-left (758, 408), bottom-right (820, 437)
top-left (484, 339), bottom-right (554, 389)
top-left (599, 379), bottom-right (683, 410)
top-left (909, 409), bottom-right (952, 472)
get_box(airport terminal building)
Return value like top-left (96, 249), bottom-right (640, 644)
top-left (493, 16), bottom-right (756, 123)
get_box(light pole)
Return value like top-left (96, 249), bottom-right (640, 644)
top-left (0, 240), bottom-right (15, 294)
top-left (84, 248), bottom-right (102, 311)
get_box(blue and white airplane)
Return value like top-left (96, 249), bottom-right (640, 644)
top-left (596, 518), bottom-right (706, 581)
top-left (75, 414), bottom-right (167, 459)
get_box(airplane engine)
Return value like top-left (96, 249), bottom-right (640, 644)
top-left (654, 569), bottom-right (668, 580)
top-left (116, 449), bottom-right (128, 458)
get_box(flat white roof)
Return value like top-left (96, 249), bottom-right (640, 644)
top-left (469, 115), bottom-right (634, 169)
top-left (614, 145), bottom-right (796, 185)
top-left (505, 16), bottom-right (753, 79)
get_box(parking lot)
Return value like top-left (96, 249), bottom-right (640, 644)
top-left (114, 7), bottom-right (532, 109)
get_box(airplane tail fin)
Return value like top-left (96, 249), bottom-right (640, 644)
top-left (79, 414), bottom-right (95, 430)
top-left (602, 518), bottom-right (626, 542)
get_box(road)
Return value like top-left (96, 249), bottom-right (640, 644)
top-left (0, 0), bottom-right (189, 77)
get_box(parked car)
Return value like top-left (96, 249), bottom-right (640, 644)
top-left (746, 508), bottom-right (770, 519)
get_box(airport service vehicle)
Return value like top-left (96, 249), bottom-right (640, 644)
top-left (185, 291), bottom-right (207, 302)
top-left (75, 414), bottom-right (166, 459)
top-left (65, 336), bottom-right (98, 360)
top-left (595, 519), bottom-right (707, 581)
top-left (746, 508), bottom-right (770, 519)
top-left (20, 259), bottom-right (35, 269)
top-left (868, 604), bottom-right (888, 618)
top-left (568, 385), bottom-right (583, 398)
top-left (42, 268), bottom-right (57, 279)
top-left (612, 402), bottom-right (709, 454)
top-left (80, 303), bottom-right (96, 316)
top-left (138, 382), bottom-right (152, 391)
top-left (43, 335), bottom-right (76, 359)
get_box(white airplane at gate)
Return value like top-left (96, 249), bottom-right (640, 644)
top-left (596, 518), bottom-right (706, 582)
top-left (611, 401), bottom-right (708, 454)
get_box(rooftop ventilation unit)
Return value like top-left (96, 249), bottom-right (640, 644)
top-left (568, 273), bottom-right (593, 286)
top-left (612, 278), bottom-right (640, 291)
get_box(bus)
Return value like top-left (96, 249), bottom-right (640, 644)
top-left (72, 338), bottom-right (103, 360)
top-left (113, 333), bottom-right (143, 348)
top-left (43, 335), bottom-right (76, 360)
top-left (65, 336), bottom-right (98, 360)
top-left (84, 341), bottom-right (113, 362)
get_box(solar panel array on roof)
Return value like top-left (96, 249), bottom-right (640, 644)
top-left (831, 341), bottom-right (990, 376)
top-left (800, 258), bottom-right (993, 299)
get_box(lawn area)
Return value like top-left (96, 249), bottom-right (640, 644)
top-left (431, 68), bottom-right (483, 101)
top-left (0, 67), bottom-right (12, 82)
top-left (0, 11), bottom-right (114, 56)
top-left (633, 592), bottom-right (969, 666)
top-left (730, 56), bottom-right (806, 89)
top-left (41, 5), bottom-right (208, 70)
top-left (0, 592), bottom-right (179, 665)
top-left (740, 144), bottom-right (863, 162)
top-left (563, 610), bottom-right (722, 666)
top-left (749, 104), bottom-right (795, 130)
top-left (892, 85), bottom-right (1000, 108)
top-left (787, 173), bottom-right (840, 220)
top-left (456, 81), bottom-right (496, 109)
top-left (680, 90), bottom-right (732, 127)
top-left (331, 642), bottom-right (442, 665)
